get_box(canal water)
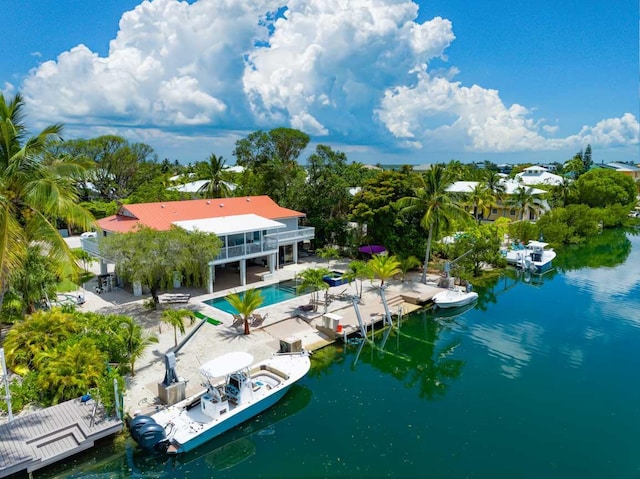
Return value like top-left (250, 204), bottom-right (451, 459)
top-left (40, 228), bottom-right (640, 478)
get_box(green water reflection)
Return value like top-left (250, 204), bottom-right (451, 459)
top-left (34, 229), bottom-right (640, 478)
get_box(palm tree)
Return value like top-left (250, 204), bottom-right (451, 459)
top-left (198, 153), bottom-right (232, 198)
top-left (34, 338), bottom-right (107, 405)
top-left (118, 317), bottom-right (159, 376)
top-left (563, 153), bottom-right (584, 179)
top-left (397, 165), bottom-right (471, 283)
top-left (225, 288), bottom-right (264, 335)
top-left (161, 308), bottom-right (196, 347)
top-left (367, 254), bottom-right (401, 286)
top-left (466, 183), bottom-right (495, 223)
top-left (316, 246), bottom-right (340, 270)
top-left (484, 170), bottom-right (506, 216)
top-left (298, 267), bottom-right (330, 312)
top-left (343, 260), bottom-right (369, 297)
top-left (552, 176), bottom-right (575, 207)
top-left (398, 256), bottom-right (421, 282)
top-left (0, 92), bottom-right (95, 309)
top-left (3, 309), bottom-right (83, 375)
top-left (508, 186), bottom-right (541, 221)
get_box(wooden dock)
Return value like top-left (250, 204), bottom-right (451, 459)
top-left (0, 397), bottom-right (122, 478)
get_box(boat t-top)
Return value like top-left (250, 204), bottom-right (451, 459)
top-left (129, 351), bottom-right (310, 454)
top-left (505, 240), bottom-right (556, 272)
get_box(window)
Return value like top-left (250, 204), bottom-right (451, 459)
top-left (510, 209), bottom-right (516, 216)
top-left (492, 208), bottom-right (497, 214)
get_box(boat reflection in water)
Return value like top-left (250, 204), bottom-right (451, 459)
top-left (56, 384), bottom-right (312, 478)
top-left (431, 300), bottom-right (477, 320)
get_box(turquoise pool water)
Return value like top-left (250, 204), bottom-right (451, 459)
top-left (203, 279), bottom-right (304, 313)
top-left (41, 228), bottom-right (640, 478)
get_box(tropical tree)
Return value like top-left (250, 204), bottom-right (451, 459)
top-left (574, 169), bottom-right (636, 208)
top-left (34, 338), bottom-right (107, 405)
top-left (316, 246), bottom-right (341, 269)
top-left (225, 288), bottom-right (264, 335)
top-left (299, 145), bottom-right (352, 246)
top-left (3, 309), bottom-right (83, 375)
top-left (196, 153), bottom-right (233, 199)
top-left (100, 225), bottom-right (221, 307)
top-left (367, 254), bottom-right (401, 286)
top-left (161, 308), bottom-right (196, 347)
top-left (0, 92), bottom-right (95, 309)
top-left (508, 186), bottom-right (541, 221)
top-left (233, 127), bottom-right (309, 207)
top-left (298, 267), bottom-right (331, 312)
top-left (343, 260), bottom-right (370, 297)
top-left (466, 183), bottom-right (495, 223)
top-left (52, 135), bottom-right (158, 201)
top-left (5, 245), bottom-right (58, 315)
top-left (484, 170), bottom-right (506, 213)
top-left (118, 316), bottom-right (159, 376)
top-left (563, 153), bottom-right (585, 179)
top-left (398, 255), bottom-right (421, 282)
top-left (397, 165), bottom-right (471, 283)
top-left (551, 176), bottom-right (576, 207)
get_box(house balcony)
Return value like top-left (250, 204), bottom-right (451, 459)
top-left (265, 227), bottom-right (315, 244)
top-left (213, 240), bottom-right (279, 263)
top-left (80, 237), bottom-right (102, 257)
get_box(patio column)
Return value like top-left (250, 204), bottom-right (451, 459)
top-left (293, 243), bottom-right (298, 264)
top-left (240, 259), bottom-right (247, 286)
top-left (99, 259), bottom-right (108, 275)
top-left (208, 264), bottom-right (215, 294)
top-left (269, 253), bottom-right (276, 275)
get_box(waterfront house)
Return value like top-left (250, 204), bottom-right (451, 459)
top-left (447, 180), bottom-right (550, 221)
top-left (81, 196), bottom-right (314, 294)
top-left (599, 162), bottom-right (640, 183)
top-left (514, 165), bottom-right (564, 186)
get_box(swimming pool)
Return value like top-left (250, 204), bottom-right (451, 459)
top-left (204, 279), bottom-right (308, 314)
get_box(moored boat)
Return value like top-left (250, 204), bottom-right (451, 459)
top-left (504, 240), bottom-right (556, 272)
top-left (129, 350), bottom-right (310, 454)
top-left (432, 287), bottom-right (479, 309)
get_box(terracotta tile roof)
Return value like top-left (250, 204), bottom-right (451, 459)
top-left (96, 196), bottom-right (304, 233)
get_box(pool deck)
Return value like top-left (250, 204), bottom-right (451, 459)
top-left (4, 248), bottom-right (446, 421)
top-left (119, 260), bottom-right (444, 416)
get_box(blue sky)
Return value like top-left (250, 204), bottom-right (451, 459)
top-left (2, 0), bottom-right (637, 166)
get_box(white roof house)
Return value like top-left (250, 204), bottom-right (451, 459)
top-left (515, 166), bottom-right (564, 186)
top-left (168, 180), bottom-right (237, 193)
top-left (446, 180), bottom-right (546, 196)
top-left (446, 180), bottom-right (550, 221)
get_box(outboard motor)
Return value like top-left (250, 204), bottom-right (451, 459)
top-left (129, 415), bottom-right (156, 443)
top-left (138, 422), bottom-right (168, 451)
top-left (128, 414), bottom-right (168, 451)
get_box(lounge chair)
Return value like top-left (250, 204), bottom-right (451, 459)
top-left (252, 313), bottom-right (267, 326)
top-left (232, 314), bottom-right (244, 326)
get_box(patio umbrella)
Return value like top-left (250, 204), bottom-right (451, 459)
top-left (358, 245), bottom-right (387, 255)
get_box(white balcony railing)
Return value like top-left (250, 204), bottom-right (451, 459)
top-left (80, 237), bottom-right (101, 256)
top-left (82, 227), bottom-right (315, 263)
top-left (265, 227), bottom-right (315, 243)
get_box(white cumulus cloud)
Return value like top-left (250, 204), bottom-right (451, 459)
top-left (16, 0), bottom-right (638, 159)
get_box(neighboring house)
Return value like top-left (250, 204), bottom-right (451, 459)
top-left (599, 162), bottom-right (640, 183)
top-left (168, 179), bottom-right (237, 194)
top-left (81, 196), bottom-right (314, 294)
top-left (447, 180), bottom-right (549, 221)
top-left (515, 166), bottom-right (564, 186)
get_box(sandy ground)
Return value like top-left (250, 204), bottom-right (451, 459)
top-left (2, 236), bottom-right (444, 419)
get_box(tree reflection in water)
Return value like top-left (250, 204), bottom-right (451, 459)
top-left (347, 309), bottom-right (466, 401)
